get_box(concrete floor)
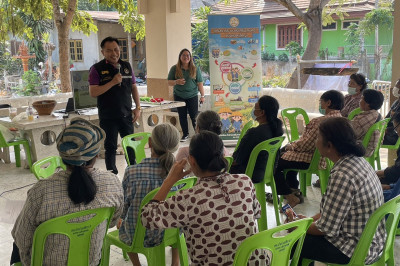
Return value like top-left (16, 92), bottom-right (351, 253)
top-left (0, 144), bottom-right (399, 265)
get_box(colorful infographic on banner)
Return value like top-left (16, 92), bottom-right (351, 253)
top-left (208, 15), bottom-right (262, 140)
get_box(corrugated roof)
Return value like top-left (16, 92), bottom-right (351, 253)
top-left (212, 0), bottom-right (378, 24)
top-left (85, 11), bottom-right (120, 22)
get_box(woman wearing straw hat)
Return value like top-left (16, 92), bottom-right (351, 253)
top-left (11, 118), bottom-right (123, 266)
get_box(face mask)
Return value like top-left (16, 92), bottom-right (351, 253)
top-left (319, 104), bottom-right (326, 115)
top-left (251, 108), bottom-right (257, 120)
top-left (348, 87), bottom-right (357, 95)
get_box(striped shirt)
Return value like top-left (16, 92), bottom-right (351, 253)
top-left (316, 155), bottom-right (385, 263)
top-left (281, 110), bottom-right (341, 168)
top-left (12, 169), bottom-right (123, 266)
top-left (119, 157), bottom-right (167, 247)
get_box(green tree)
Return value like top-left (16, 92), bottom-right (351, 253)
top-left (0, 0), bottom-right (145, 92)
top-left (344, 22), bottom-right (361, 60)
top-left (0, 42), bottom-right (23, 75)
top-left (192, 6), bottom-right (211, 75)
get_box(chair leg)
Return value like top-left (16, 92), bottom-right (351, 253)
top-left (122, 250), bottom-right (129, 261)
top-left (376, 156), bottom-right (381, 171)
top-left (319, 171), bottom-right (329, 195)
top-left (255, 183), bottom-right (268, 231)
top-left (101, 239), bottom-right (111, 266)
top-left (299, 173), bottom-right (307, 197)
top-left (23, 142), bottom-right (32, 170)
top-left (14, 145), bottom-right (21, 167)
top-left (177, 233), bottom-right (189, 266)
top-left (270, 182), bottom-right (281, 227)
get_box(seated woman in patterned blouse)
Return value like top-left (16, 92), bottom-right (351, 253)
top-left (350, 89), bottom-right (384, 157)
top-left (141, 131), bottom-right (267, 265)
top-left (118, 123), bottom-right (181, 266)
top-left (290, 117), bottom-right (385, 265)
top-left (341, 73), bottom-right (368, 117)
top-left (272, 90), bottom-right (344, 207)
top-left (11, 118), bottom-right (123, 266)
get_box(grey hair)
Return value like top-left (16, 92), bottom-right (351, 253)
top-left (151, 123), bottom-right (180, 178)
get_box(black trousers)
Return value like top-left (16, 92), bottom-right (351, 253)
top-left (99, 115), bottom-right (136, 174)
top-left (10, 242), bottom-right (20, 265)
top-left (174, 95), bottom-right (198, 136)
top-left (274, 157), bottom-right (310, 195)
top-left (293, 235), bottom-right (350, 265)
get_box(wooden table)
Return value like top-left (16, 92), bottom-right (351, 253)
top-left (0, 101), bottom-right (185, 162)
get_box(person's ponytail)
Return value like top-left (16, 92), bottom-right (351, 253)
top-left (67, 160), bottom-right (97, 205)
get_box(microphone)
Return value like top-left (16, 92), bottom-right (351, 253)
top-left (116, 63), bottom-right (121, 86)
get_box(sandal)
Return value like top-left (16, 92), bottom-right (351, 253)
top-left (265, 192), bottom-right (279, 204)
top-left (290, 188), bottom-right (304, 204)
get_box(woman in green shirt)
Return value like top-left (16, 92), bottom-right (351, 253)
top-left (168, 48), bottom-right (205, 141)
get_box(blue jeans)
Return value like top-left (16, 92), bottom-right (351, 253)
top-left (383, 180), bottom-right (400, 202)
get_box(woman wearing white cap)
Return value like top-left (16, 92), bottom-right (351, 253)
top-left (11, 118), bottom-right (123, 266)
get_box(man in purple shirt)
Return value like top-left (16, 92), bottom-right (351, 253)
top-left (89, 36), bottom-right (141, 174)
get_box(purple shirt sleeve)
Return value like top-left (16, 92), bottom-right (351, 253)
top-left (88, 66), bottom-right (100, 85)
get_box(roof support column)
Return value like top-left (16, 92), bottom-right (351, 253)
top-left (388, 0), bottom-right (400, 165)
top-left (139, 0), bottom-right (192, 100)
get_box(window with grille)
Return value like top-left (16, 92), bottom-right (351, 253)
top-left (342, 20), bottom-right (359, 30)
top-left (118, 38), bottom-right (128, 61)
top-left (277, 24), bottom-right (302, 49)
top-left (69, 40), bottom-right (83, 62)
top-left (323, 22), bottom-right (337, 31)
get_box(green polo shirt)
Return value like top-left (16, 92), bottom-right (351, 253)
top-left (167, 65), bottom-right (203, 99)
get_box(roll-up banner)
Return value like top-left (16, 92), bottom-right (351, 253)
top-left (208, 15), bottom-right (262, 141)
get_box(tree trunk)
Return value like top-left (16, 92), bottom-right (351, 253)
top-left (286, 7), bottom-right (322, 89)
top-left (58, 25), bottom-right (71, 92)
top-left (52, 0), bottom-right (76, 92)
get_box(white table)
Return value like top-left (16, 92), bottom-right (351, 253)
top-left (0, 101), bottom-right (185, 162)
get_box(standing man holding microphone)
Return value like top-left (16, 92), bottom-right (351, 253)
top-left (89, 36), bottom-right (141, 174)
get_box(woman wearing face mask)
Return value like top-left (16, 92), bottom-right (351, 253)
top-left (340, 73), bottom-right (368, 117)
top-left (230, 95), bottom-right (284, 183)
top-left (270, 90), bottom-right (344, 207)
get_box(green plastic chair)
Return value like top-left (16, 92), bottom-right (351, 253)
top-left (302, 195), bottom-right (400, 266)
top-left (378, 127), bottom-right (400, 171)
top-left (32, 156), bottom-right (66, 180)
top-left (233, 218), bottom-right (313, 266)
top-left (121, 132), bottom-right (151, 165)
top-left (0, 131), bottom-right (32, 169)
top-left (361, 118), bottom-right (390, 170)
top-left (283, 148), bottom-right (331, 200)
top-left (281, 108), bottom-right (310, 143)
top-left (225, 156), bottom-right (233, 172)
top-left (13, 207), bottom-right (114, 266)
top-left (245, 136), bottom-right (285, 231)
top-left (348, 107), bottom-right (362, 120)
top-left (234, 120), bottom-right (254, 152)
top-left (102, 177), bottom-right (197, 266)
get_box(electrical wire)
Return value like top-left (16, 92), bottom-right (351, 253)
top-left (0, 183), bottom-right (35, 198)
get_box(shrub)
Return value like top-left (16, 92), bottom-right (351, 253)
top-left (278, 53), bottom-right (289, 62)
top-left (262, 73), bottom-right (291, 88)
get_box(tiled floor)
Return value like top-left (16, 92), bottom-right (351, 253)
top-left (0, 144), bottom-right (399, 266)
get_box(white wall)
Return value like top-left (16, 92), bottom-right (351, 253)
top-left (50, 21), bottom-right (100, 70)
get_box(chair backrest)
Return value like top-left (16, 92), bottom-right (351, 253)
top-left (121, 132), bottom-right (151, 165)
top-left (32, 156), bottom-right (66, 180)
top-left (348, 195), bottom-right (400, 265)
top-left (362, 118), bottom-right (390, 155)
top-left (234, 120), bottom-right (254, 152)
top-left (233, 218), bottom-right (313, 266)
top-left (0, 130), bottom-right (8, 146)
top-left (244, 136), bottom-right (285, 184)
top-left (31, 207), bottom-right (114, 266)
top-left (132, 177), bottom-right (197, 248)
top-left (224, 156), bottom-right (233, 172)
top-left (281, 108), bottom-right (310, 143)
top-left (348, 107), bottom-right (362, 120)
